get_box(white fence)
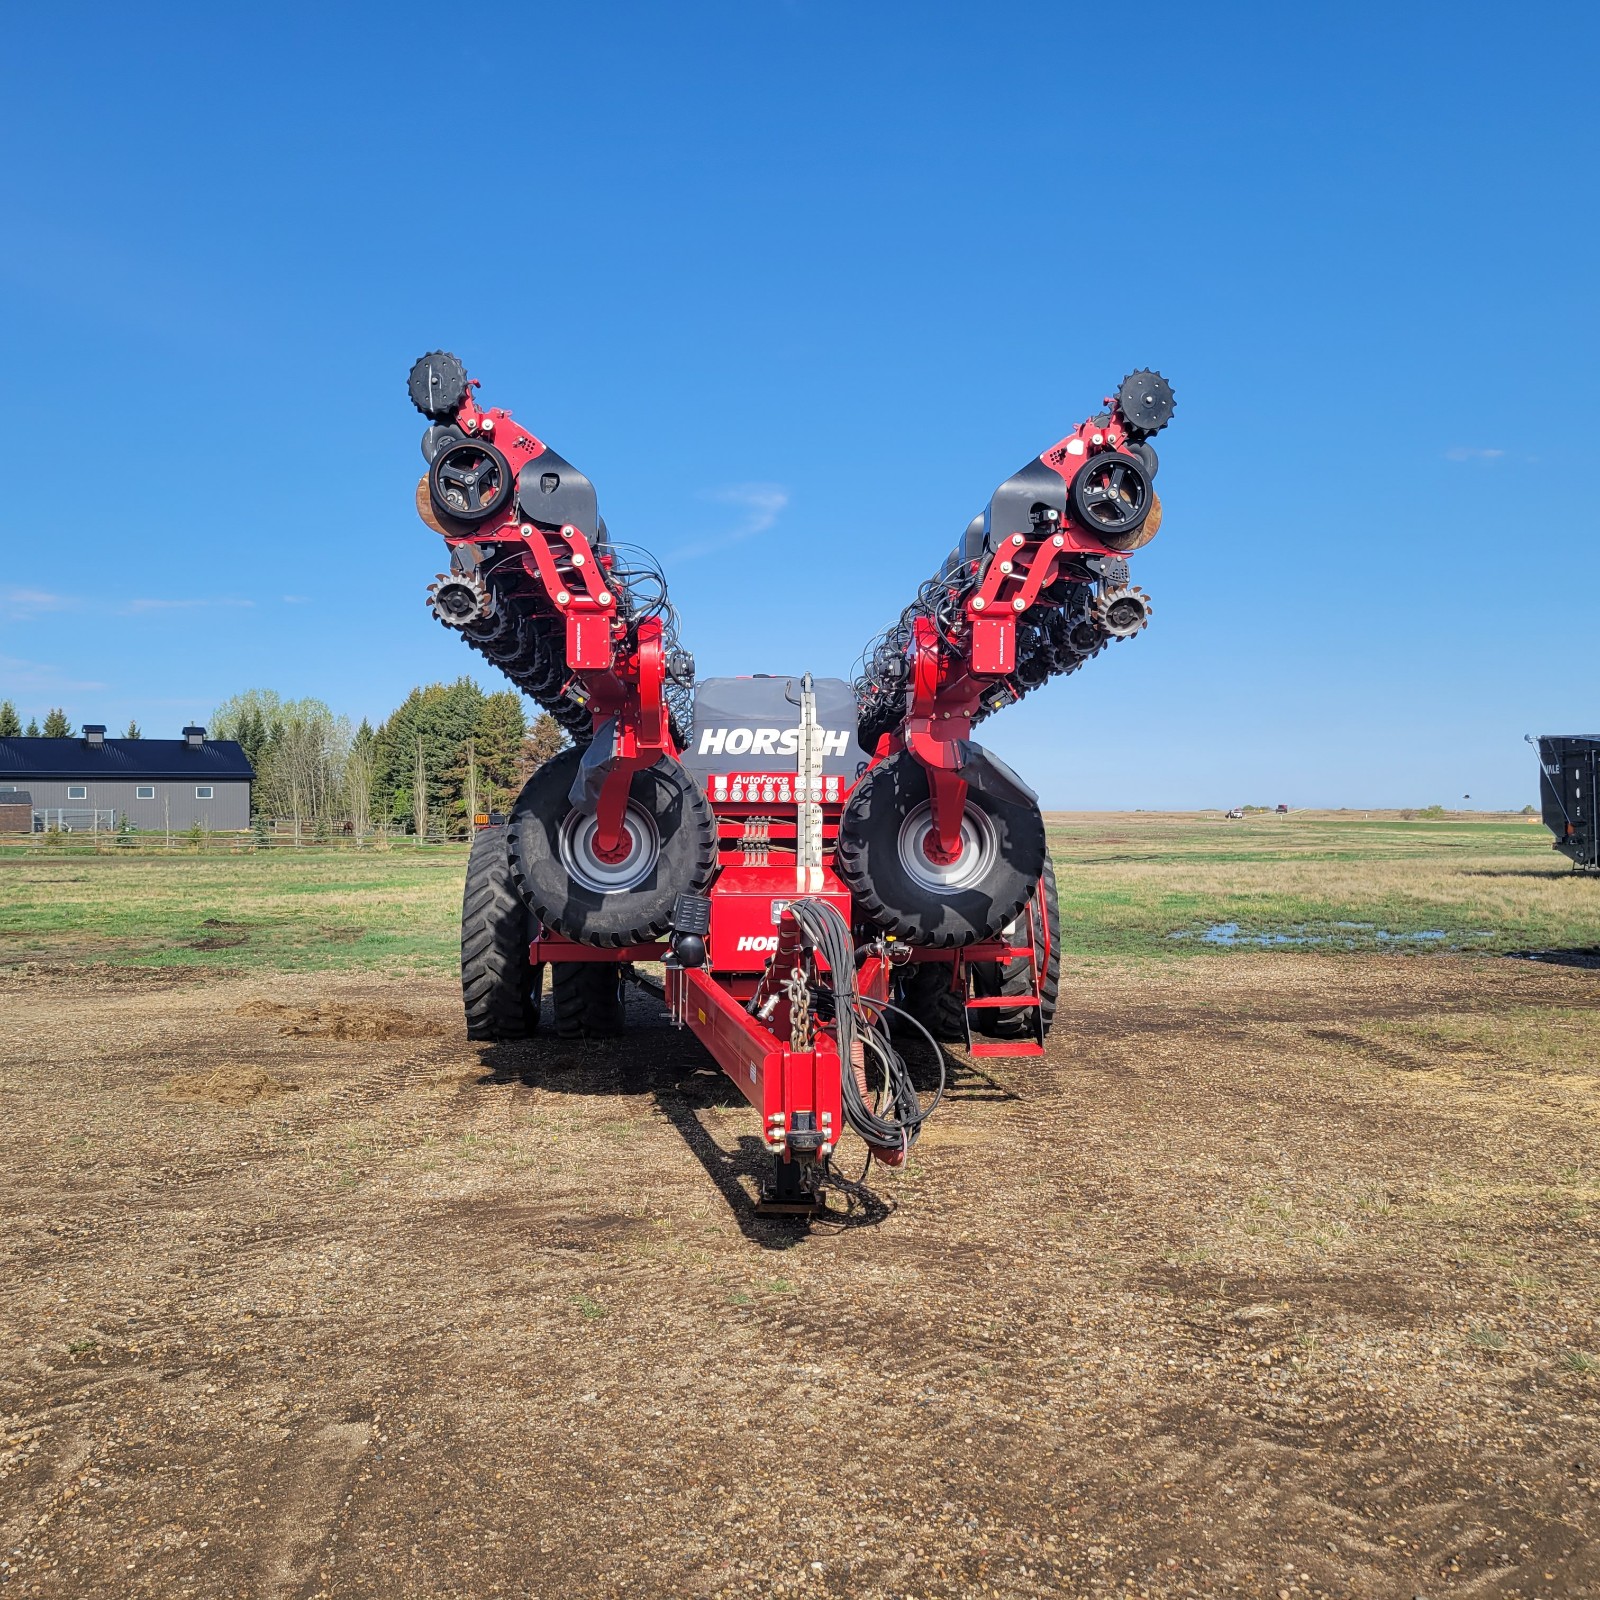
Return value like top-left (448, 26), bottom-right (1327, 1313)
top-left (30, 808), bottom-right (118, 834)
top-left (2, 816), bottom-right (473, 852)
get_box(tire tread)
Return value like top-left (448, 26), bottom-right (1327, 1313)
top-left (461, 826), bottom-right (540, 1040)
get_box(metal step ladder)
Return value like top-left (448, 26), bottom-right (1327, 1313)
top-left (963, 897), bottom-right (1047, 1058)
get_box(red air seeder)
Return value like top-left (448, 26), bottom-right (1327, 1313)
top-left (407, 353), bottom-right (1175, 1213)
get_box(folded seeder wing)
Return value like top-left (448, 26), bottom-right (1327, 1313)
top-left (406, 353), bottom-right (1175, 1210)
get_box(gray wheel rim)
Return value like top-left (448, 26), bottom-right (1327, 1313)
top-left (557, 802), bottom-right (661, 894)
top-left (895, 799), bottom-right (997, 893)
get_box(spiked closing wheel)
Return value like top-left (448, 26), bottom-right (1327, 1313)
top-left (1094, 583), bottom-right (1153, 639)
top-left (408, 351), bottom-right (470, 420)
top-left (1116, 370), bottom-right (1175, 436)
top-left (427, 571), bottom-right (494, 629)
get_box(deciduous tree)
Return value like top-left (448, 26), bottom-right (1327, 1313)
top-left (211, 690), bottom-right (351, 836)
top-left (519, 712), bottom-right (568, 781)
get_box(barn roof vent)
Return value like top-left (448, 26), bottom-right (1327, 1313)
top-left (182, 724), bottom-right (205, 749)
top-left (83, 724), bottom-right (106, 749)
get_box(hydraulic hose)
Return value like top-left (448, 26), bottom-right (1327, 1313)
top-left (786, 899), bottom-right (944, 1156)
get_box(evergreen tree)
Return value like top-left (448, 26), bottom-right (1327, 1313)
top-left (237, 706), bottom-right (267, 772)
top-left (42, 708), bottom-right (71, 738)
top-left (25, 718), bottom-right (39, 737)
top-left (123, 720), bottom-right (142, 739)
top-left (473, 691), bottom-right (528, 814)
top-left (0, 701), bottom-right (20, 737)
top-left (212, 690), bottom-right (280, 771)
top-left (372, 678), bottom-right (487, 831)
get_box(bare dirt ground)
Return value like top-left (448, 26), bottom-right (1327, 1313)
top-left (3, 954), bottom-right (1598, 1599)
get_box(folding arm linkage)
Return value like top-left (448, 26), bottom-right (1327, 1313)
top-left (852, 370), bottom-right (1177, 850)
top-left (408, 352), bottom-right (694, 855)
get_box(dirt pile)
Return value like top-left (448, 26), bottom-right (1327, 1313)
top-left (163, 1065), bottom-right (299, 1106)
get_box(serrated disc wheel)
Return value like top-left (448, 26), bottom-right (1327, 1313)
top-left (1094, 584), bottom-right (1153, 639)
top-left (1116, 369), bottom-right (1175, 435)
top-left (408, 351), bottom-right (470, 419)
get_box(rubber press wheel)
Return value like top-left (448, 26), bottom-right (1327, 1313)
top-left (835, 750), bottom-right (1047, 946)
top-left (971, 854), bottom-right (1061, 1040)
top-left (507, 747), bottom-right (717, 947)
top-left (460, 825), bottom-right (543, 1040)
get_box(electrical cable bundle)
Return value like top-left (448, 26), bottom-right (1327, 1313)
top-left (785, 899), bottom-right (945, 1156)
top-left (602, 541), bottom-right (695, 739)
top-left (851, 554), bottom-right (976, 752)
top-left (444, 537), bottom-right (694, 750)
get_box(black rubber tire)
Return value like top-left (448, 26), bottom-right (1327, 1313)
top-left (894, 960), bottom-right (969, 1043)
top-left (971, 854), bottom-right (1061, 1040)
top-left (835, 751), bottom-right (1047, 947)
top-left (551, 962), bottom-right (626, 1039)
top-left (507, 747), bottom-right (717, 947)
top-left (461, 826), bottom-right (543, 1040)
top-left (1067, 449), bottom-right (1152, 546)
top-left (428, 437), bottom-right (514, 524)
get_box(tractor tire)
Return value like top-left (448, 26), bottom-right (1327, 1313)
top-left (835, 751), bottom-right (1047, 946)
top-left (551, 962), bottom-right (626, 1039)
top-left (507, 748), bottom-right (716, 947)
top-left (894, 960), bottom-right (969, 1043)
top-left (971, 854), bottom-right (1061, 1040)
top-left (461, 825), bottom-right (543, 1040)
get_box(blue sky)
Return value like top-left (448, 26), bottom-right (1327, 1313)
top-left (2, 2), bottom-right (1594, 808)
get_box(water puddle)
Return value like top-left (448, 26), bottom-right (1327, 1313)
top-left (1172, 922), bottom-right (1493, 950)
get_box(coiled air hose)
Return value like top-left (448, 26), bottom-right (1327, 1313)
top-left (784, 899), bottom-right (946, 1156)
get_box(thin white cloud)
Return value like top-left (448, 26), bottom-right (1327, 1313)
top-left (281, 595), bottom-right (311, 605)
top-left (710, 483), bottom-right (790, 534)
top-left (0, 653), bottom-right (108, 695)
top-left (0, 588), bottom-right (77, 621)
top-left (2, 588), bottom-right (256, 620)
top-left (119, 597), bottom-right (256, 614)
top-left (1443, 447), bottom-right (1505, 462)
top-left (668, 483), bottom-right (791, 561)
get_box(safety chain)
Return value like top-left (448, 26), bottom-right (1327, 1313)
top-left (785, 967), bottom-right (813, 1052)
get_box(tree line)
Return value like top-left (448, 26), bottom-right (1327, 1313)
top-left (0, 704), bottom-right (139, 739)
top-left (0, 685), bottom-right (566, 838)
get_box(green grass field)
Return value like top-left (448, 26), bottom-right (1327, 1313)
top-left (0, 845), bottom-right (468, 972)
top-left (1046, 810), bottom-right (1599, 958)
top-left (0, 812), bottom-right (1594, 975)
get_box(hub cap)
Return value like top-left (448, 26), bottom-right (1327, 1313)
top-left (558, 803), bottom-right (661, 894)
top-left (896, 800), bottom-right (997, 893)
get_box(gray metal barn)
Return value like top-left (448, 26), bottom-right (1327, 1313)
top-left (0, 725), bottom-right (253, 832)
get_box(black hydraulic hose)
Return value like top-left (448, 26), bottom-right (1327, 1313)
top-left (786, 900), bottom-right (943, 1155)
top-left (853, 994), bottom-right (947, 1126)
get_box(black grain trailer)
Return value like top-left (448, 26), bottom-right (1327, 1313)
top-left (1530, 735), bottom-right (1600, 870)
